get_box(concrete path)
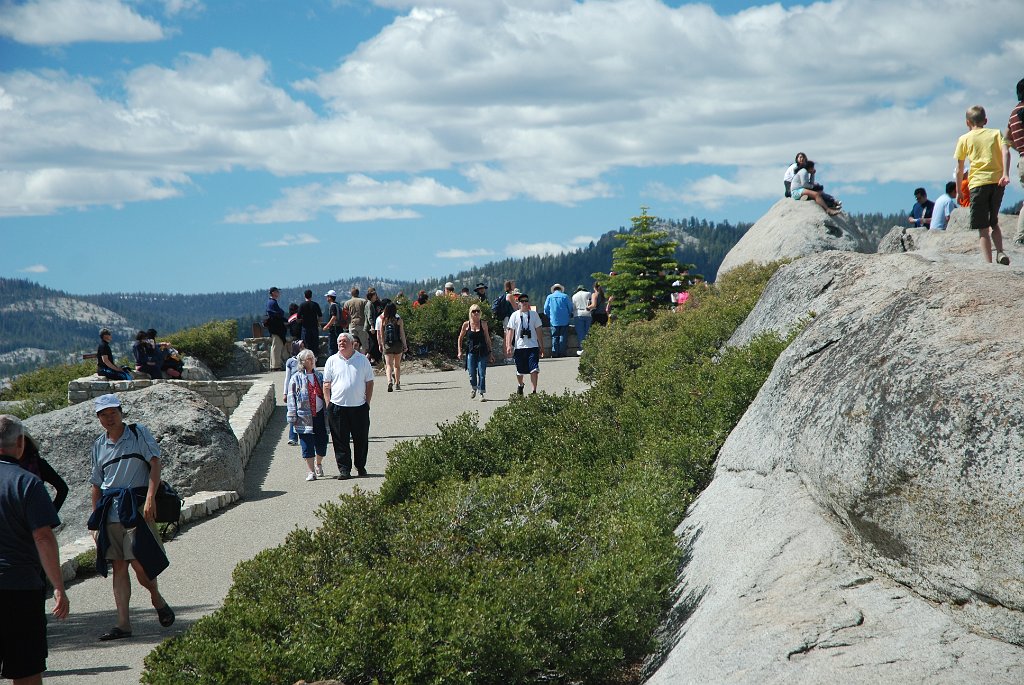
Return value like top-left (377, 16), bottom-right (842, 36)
top-left (43, 356), bottom-right (585, 684)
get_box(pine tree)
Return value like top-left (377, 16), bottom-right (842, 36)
top-left (593, 208), bottom-right (689, 325)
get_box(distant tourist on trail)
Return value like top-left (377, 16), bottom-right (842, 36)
top-left (460, 287), bottom-right (471, 298)
top-left (955, 105), bottom-right (1011, 264)
top-left (323, 333), bottom-right (374, 480)
top-left (505, 293), bottom-right (544, 396)
top-left (364, 288), bottom-right (384, 366)
top-left (96, 328), bottom-right (131, 381)
top-left (286, 349), bottom-right (328, 482)
top-left (458, 303), bottom-right (493, 401)
top-left (930, 182), bottom-right (957, 230)
top-left (284, 347), bottom-right (301, 446)
top-left (265, 287), bottom-right (288, 371)
top-left (908, 187), bottom-right (934, 227)
top-left (343, 288), bottom-right (369, 352)
top-left (413, 290), bottom-right (429, 309)
top-left (297, 290), bottom-right (322, 358)
top-left (287, 302), bottom-right (302, 355)
top-left (19, 432), bottom-right (69, 512)
top-left (87, 394), bottom-right (175, 642)
top-left (444, 282), bottom-right (458, 298)
top-left (791, 160), bottom-right (842, 215)
top-left (146, 330), bottom-right (182, 379)
top-left (571, 285), bottom-right (592, 354)
top-left (0, 415), bottom-right (70, 683)
top-left (1005, 77), bottom-right (1024, 244)
top-left (543, 284), bottom-right (573, 358)
top-left (376, 302), bottom-right (407, 393)
top-left (323, 290), bottom-right (342, 356)
top-left (473, 282), bottom-right (488, 302)
top-left (673, 280), bottom-right (690, 312)
top-left (589, 282), bottom-right (608, 326)
top-left (783, 151), bottom-right (807, 198)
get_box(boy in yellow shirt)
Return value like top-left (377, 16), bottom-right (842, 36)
top-left (955, 105), bottom-right (1011, 264)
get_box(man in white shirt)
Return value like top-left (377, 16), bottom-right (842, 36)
top-left (504, 294), bottom-right (544, 396)
top-left (571, 285), bottom-right (592, 355)
top-left (930, 181), bottom-right (957, 230)
top-left (323, 333), bottom-right (374, 479)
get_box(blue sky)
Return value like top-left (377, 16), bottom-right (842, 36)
top-left (2, 0), bottom-right (1022, 295)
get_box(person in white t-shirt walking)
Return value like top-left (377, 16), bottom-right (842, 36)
top-left (323, 333), bottom-right (374, 479)
top-left (504, 293), bottom-right (544, 396)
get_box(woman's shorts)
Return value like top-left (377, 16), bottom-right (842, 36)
top-left (513, 348), bottom-right (540, 375)
top-left (791, 187), bottom-right (806, 200)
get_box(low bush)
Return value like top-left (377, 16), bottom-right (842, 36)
top-left (0, 359), bottom-right (94, 418)
top-left (143, 261), bottom-right (788, 684)
top-left (398, 297), bottom-right (495, 356)
top-left (164, 319), bottom-right (237, 370)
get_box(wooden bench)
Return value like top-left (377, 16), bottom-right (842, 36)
top-left (82, 353), bottom-right (98, 360)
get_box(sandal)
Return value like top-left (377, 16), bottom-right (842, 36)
top-left (157, 603), bottom-right (175, 627)
top-left (99, 626), bottom-right (132, 641)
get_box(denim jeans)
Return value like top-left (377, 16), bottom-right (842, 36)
top-left (550, 325), bottom-right (568, 357)
top-left (574, 316), bottom-right (592, 348)
top-left (297, 410), bottom-right (328, 458)
top-left (467, 352), bottom-right (487, 393)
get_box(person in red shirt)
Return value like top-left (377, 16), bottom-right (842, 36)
top-left (1004, 77), bottom-right (1024, 243)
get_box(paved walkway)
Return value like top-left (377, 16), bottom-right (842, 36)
top-left (43, 356), bottom-right (586, 684)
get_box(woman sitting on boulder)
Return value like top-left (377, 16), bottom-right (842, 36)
top-left (791, 160), bottom-right (842, 216)
top-left (783, 151), bottom-right (807, 197)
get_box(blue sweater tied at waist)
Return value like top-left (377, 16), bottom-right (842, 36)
top-left (87, 486), bottom-right (169, 579)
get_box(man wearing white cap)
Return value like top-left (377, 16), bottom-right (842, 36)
top-left (87, 394), bottom-right (174, 641)
top-left (323, 289), bottom-right (342, 356)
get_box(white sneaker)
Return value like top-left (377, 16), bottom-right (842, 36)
top-left (305, 472), bottom-right (317, 482)
top-left (471, 388), bottom-right (476, 399)
top-left (479, 393), bottom-right (485, 402)
top-left (314, 465), bottom-right (324, 478)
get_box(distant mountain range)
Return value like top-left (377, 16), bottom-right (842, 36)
top-left (1, 210), bottom-right (912, 379)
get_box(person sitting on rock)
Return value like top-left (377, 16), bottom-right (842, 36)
top-left (791, 160), bottom-right (842, 216)
top-left (96, 328), bottom-right (131, 381)
top-left (783, 151), bottom-right (807, 198)
top-left (907, 187), bottom-right (934, 227)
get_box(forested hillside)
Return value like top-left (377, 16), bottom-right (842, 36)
top-left (0, 208), bottom-right (939, 379)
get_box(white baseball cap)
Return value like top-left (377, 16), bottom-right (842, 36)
top-left (94, 394), bottom-right (122, 413)
top-left (325, 289), bottom-right (337, 297)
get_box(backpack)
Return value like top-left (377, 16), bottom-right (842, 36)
top-left (492, 293), bottom-right (513, 319)
top-left (384, 320), bottom-right (398, 347)
top-left (101, 424), bottom-right (182, 524)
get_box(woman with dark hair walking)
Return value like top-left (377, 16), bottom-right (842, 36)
top-left (376, 302), bottom-right (408, 392)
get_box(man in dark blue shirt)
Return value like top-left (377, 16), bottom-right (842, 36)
top-left (266, 286), bottom-right (288, 371)
top-left (0, 414), bottom-right (69, 683)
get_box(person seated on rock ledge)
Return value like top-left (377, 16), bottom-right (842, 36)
top-left (791, 160), bottom-right (842, 216)
top-left (783, 151), bottom-right (807, 198)
top-left (96, 328), bottom-right (132, 381)
top-left (907, 187), bottom-right (934, 228)
top-left (132, 330), bottom-right (161, 379)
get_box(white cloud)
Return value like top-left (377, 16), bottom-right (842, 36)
top-left (3, 0), bottom-right (1024, 218)
top-left (161, 0), bottom-right (203, 16)
top-left (19, 264), bottom-right (49, 273)
top-left (259, 233), bottom-right (320, 248)
top-left (0, 0), bottom-right (164, 45)
top-left (505, 240), bottom-right (589, 258)
top-left (436, 248), bottom-right (496, 258)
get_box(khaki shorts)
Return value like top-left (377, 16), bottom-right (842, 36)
top-left (105, 520), bottom-right (164, 560)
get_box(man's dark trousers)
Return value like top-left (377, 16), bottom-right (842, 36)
top-left (327, 403), bottom-right (370, 474)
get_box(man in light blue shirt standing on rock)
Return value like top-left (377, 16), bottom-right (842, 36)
top-left (543, 284), bottom-right (573, 358)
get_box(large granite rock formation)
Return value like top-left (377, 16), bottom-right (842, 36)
top-left (645, 248), bottom-right (1024, 683)
top-left (24, 383), bottom-right (244, 545)
top-left (717, 199), bottom-right (873, 277)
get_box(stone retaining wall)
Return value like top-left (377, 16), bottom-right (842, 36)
top-left (229, 377), bottom-right (276, 469)
top-left (68, 377), bottom-right (254, 416)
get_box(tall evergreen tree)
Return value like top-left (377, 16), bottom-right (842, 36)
top-left (594, 208), bottom-right (689, 325)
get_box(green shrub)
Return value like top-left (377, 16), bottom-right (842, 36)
top-left (0, 359), bottom-right (94, 418)
top-left (164, 320), bottom-right (237, 370)
top-left (398, 297), bottom-right (495, 356)
top-left (143, 259), bottom-right (790, 684)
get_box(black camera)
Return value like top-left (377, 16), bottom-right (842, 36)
top-left (520, 330), bottom-right (531, 338)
